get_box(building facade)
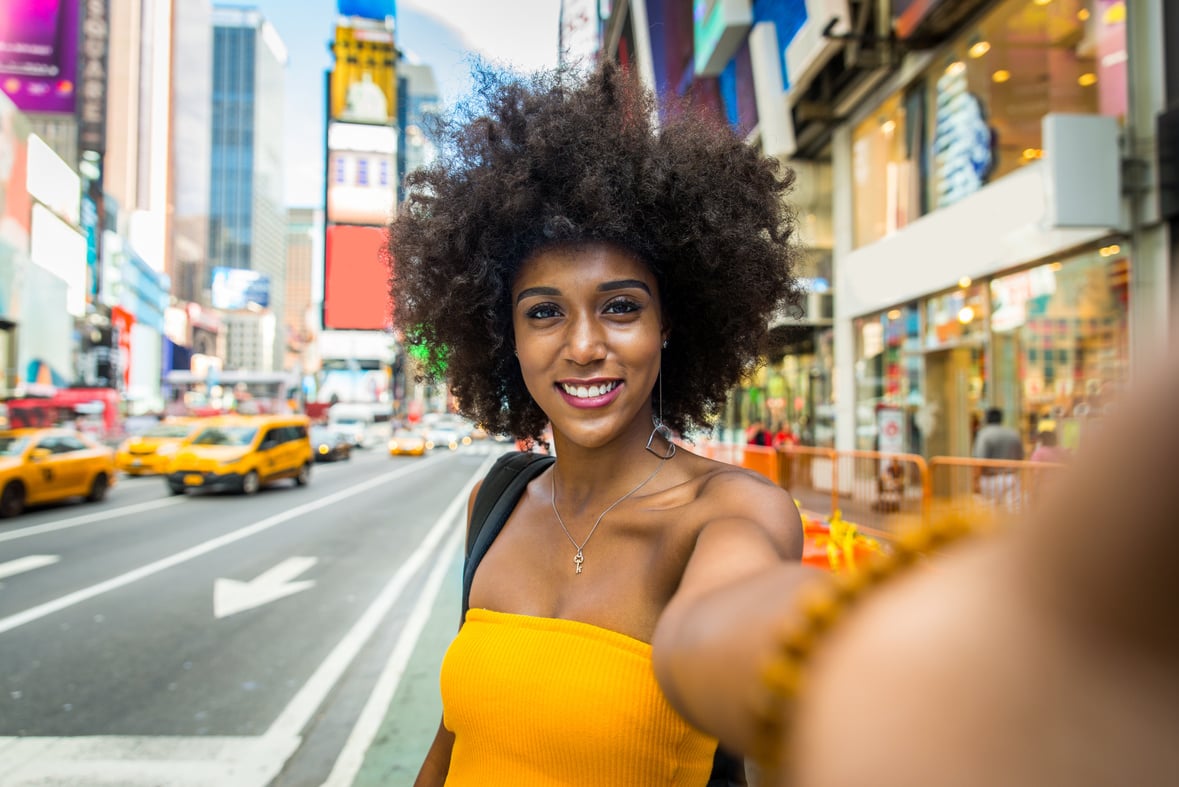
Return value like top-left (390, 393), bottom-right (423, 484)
top-left (604, 0), bottom-right (1172, 458)
top-left (210, 6), bottom-right (288, 371)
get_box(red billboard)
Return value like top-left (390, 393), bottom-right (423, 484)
top-left (324, 224), bottom-right (390, 330)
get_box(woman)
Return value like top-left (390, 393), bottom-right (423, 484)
top-left (391, 62), bottom-right (805, 785)
top-left (392, 62), bottom-right (1179, 786)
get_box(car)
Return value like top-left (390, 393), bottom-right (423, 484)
top-left (115, 418), bottom-right (201, 475)
top-left (0, 428), bottom-right (117, 518)
top-left (310, 426), bottom-right (352, 462)
top-left (164, 415), bottom-right (313, 495)
top-left (423, 415), bottom-right (473, 451)
top-left (388, 428), bottom-right (428, 456)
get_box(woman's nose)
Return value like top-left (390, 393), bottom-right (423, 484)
top-left (566, 317), bottom-right (607, 364)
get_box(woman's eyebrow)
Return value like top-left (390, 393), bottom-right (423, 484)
top-left (598, 279), bottom-right (651, 294)
top-left (516, 286), bottom-right (560, 304)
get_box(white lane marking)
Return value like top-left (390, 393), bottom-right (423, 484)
top-left (0, 554), bottom-right (60, 581)
top-left (214, 556), bottom-right (318, 619)
top-left (0, 497), bottom-right (185, 544)
top-left (0, 734), bottom-right (299, 787)
top-left (264, 454), bottom-right (493, 744)
top-left (0, 453), bottom-right (451, 635)
top-left (322, 520), bottom-right (463, 786)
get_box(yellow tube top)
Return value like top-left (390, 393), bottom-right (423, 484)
top-left (440, 608), bottom-right (718, 786)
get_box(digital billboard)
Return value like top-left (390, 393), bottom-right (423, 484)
top-left (327, 121), bottom-right (397, 225)
top-left (0, 0), bottom-right (80, 114)
top-left (330, 20), bottom-right (396, 124)
top-left (323, 225), bottom-right (390, 331)
top-left (211, 266), bottom-right (271, 310)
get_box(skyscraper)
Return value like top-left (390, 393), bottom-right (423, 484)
top-left (209, 6), bottom-right (287, 371)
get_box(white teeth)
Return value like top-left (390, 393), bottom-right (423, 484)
top-left (563, 382), bottom-right (617, 398)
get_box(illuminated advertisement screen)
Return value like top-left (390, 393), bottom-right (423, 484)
top-left (0, 0), bottom-right (80, 114)
top-left (324, 225), bottom-right (390, 330)
top-left (211, 267), bottom-right (271, 310)
top-left (327, 122), bottom-right (397, 225)
top-left (330, 21), bottom-right (396, 124)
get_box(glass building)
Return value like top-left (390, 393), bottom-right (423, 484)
top-left (209, 6), bottom-right (288, 371)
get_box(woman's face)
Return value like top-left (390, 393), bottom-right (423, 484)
top-left (512, 243), bottom-right (666, 451)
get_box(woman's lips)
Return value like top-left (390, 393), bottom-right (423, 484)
top-left (555, 381), bottom-right (624, 409)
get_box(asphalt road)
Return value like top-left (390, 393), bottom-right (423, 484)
top-left (0, 440), bottom-right (508, 786)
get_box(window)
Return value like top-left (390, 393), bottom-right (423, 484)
top-left (852, 0), bottom-right (1126, 246)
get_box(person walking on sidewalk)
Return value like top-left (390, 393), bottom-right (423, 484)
top-left (972, 406), bottom-right (1024, 509)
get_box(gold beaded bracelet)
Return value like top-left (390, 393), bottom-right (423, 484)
top-left (752, 513), bottom-right (986, 778)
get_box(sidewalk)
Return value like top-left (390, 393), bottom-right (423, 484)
top-left (348, 550), bottom-right (462, 785)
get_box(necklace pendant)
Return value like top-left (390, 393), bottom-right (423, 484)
top-left (574, 550), bottom-right (584, 574)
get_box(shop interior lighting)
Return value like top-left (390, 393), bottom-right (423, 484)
top-left (958, 276), bottom-right (972, 289)
top-left (1022, 147), bottom-right (1044, 161)
top-left (944, 60), bottom-right (966, 77)
top-left (1077, 8), bottom-right (1090, 20)
top-left (968, 40), bottom-right (991, 58)
top-left (887, 309), bottom-right (902, 320)
top-left (1100, 244), bottom-right (1122, 257)
top-left (992, 69), bottom-right (1012, 83)
top-left (880, 119), bottom-right (897, 135)
top-left (1033, 0), bottom-right (1052, 6)
top-left (1049, 261), bottom-right (1063, 271)
top-left (1078, 72), bottom-right (1098, 87)
top-left (958, 306), bottom-right (975, 324)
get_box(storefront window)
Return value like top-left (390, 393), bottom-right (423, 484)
top-left (925, 282), bottom-right (988, 349)
top-left (852, 0), bottom-right (1127, 244)
top-left (854, 304), bottom-right (922, 453)
top-left (990, 247), bottom-right (1130, 452)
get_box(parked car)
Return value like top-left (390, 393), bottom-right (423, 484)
top-left (165, 415), bottom-right (312, 495)
top-left (115, 417), bottom-right (201, 475)
top-left (310, 426), bottom-right (352, 462)
top-left (0, 428), bottom-right (117, 518)
top-left (388, 428), bottom-right (428, 456)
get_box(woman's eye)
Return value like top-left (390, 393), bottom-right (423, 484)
top-left (603, 298), bottom-right (641, 315)
top-left (525, 304), bottom-right (561, 320)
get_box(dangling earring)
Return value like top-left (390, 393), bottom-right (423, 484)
top-left (647, 353), bottom-right (675, 460)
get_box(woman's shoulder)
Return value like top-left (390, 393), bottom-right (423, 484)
top-left (676, 449), bottom-right (793, 515)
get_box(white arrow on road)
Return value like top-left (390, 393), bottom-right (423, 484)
top-left (213, 557), bottom-right (317, 619)
top-left (0, 554), bottom-right (60, 581)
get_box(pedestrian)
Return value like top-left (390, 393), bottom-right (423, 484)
top-left (972, 406), bottom-right (1024, 509)
top-left (747, 420), bottom-right (772, 447)
top-left (1029, 427), bottom-right (1069, 463)
top-left (391, 60), bottom-right (804, 786)
top-left (389, 61), bottom-right (1179, 786)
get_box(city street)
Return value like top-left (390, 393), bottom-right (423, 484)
top-left (0, 441), bottom-right (507, 786)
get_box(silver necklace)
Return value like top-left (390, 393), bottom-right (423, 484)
top-left (550, 458), bottom-right (667, 575)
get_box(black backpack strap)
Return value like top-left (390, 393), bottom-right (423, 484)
top-left (462, 451), bottom-right (555, 617)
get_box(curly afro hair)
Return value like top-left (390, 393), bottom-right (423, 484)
top-left (389, 61), bottom-right (802, 441)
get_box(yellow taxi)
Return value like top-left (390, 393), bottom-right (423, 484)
top-left (388, 428), bottom-right (428, 456)
top-left (0, 428), bottom-right (118, 518)
top-left (165, 415), bottom-right (313, 495)
top-left (116, 418), bottom-right (201, 476)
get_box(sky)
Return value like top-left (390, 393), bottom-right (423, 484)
top-left (250, 0), bottom-right (563, 208)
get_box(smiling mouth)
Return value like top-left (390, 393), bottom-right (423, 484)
top-left (559, 381), bottom-right (621, 399)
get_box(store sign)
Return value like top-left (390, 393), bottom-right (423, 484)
top-left (30, 203), bottom-right (86, 317)
top-left (783, 0), bottom-right (849, 98)
top-left (78, 0), bottom-right (109, 155)
top-left (26, 134), bottom-right (80, 225)
top-left (693, 0), bottom-right (752, 77)
top-left (933, 64), bottom-right (993, 209)
top-left (337, 0), bottom-right (396, 20)
top-left (0, 0), bottom-right (80, 114)
top-left (327, 122), bottom-right (397, 226)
